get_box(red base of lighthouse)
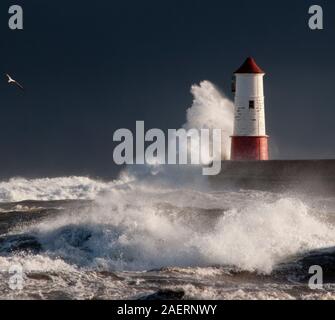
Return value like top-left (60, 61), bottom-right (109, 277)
top-left (231, 136), bottom-right (269, 161)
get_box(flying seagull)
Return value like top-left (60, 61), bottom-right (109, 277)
top-left (5, 73), bottom-right (24, 91)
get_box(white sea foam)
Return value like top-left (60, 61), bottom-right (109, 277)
top-left (16, 175), bottom-right (333, 274)
top-left (183, 81), bottom-right (234, 161)
top-left (0, 170), bottom-right (334, 274)
top-left (0, 176), bottom-right (113, 203)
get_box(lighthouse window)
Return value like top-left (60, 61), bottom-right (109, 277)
top-left (249, 100), bottom-right (255, 109)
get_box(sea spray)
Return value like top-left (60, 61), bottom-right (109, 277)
top-left (0, 81), bottom-right (234, 204)
top-left (0, 176), bottom-right (112, 203)
top-left (21, 182), bottom-right (335, 273)
top-left (183, 81), bottom-right (234, 161)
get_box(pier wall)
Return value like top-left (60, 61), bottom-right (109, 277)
top-left (210, 160), bottom-right (335, 194)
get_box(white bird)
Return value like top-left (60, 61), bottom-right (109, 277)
top-left (5, 73), bottom-right (24, 91)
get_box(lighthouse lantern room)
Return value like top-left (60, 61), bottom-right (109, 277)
top-left (231, 57), bottom-right (269, 160)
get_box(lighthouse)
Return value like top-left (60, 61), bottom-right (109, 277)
top-left (230, 57), bottom-right (269, 160)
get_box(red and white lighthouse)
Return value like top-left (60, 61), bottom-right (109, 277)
top-left (231, 57), bottom-right (269, 160)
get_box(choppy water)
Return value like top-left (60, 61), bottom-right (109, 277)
top-left (0, 171), bottom-right (335, 300)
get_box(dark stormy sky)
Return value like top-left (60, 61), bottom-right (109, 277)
top-left (0, 0), bottom-right (334, 179)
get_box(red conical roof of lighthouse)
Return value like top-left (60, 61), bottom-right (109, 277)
top-left (234, 57), bottom-right (265, 74)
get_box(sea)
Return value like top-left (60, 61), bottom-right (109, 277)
top-left (0, 166), bottom-right (334, 300)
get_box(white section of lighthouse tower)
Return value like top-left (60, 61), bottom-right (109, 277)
top-left (234, 73), bottom-right (266, 136)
